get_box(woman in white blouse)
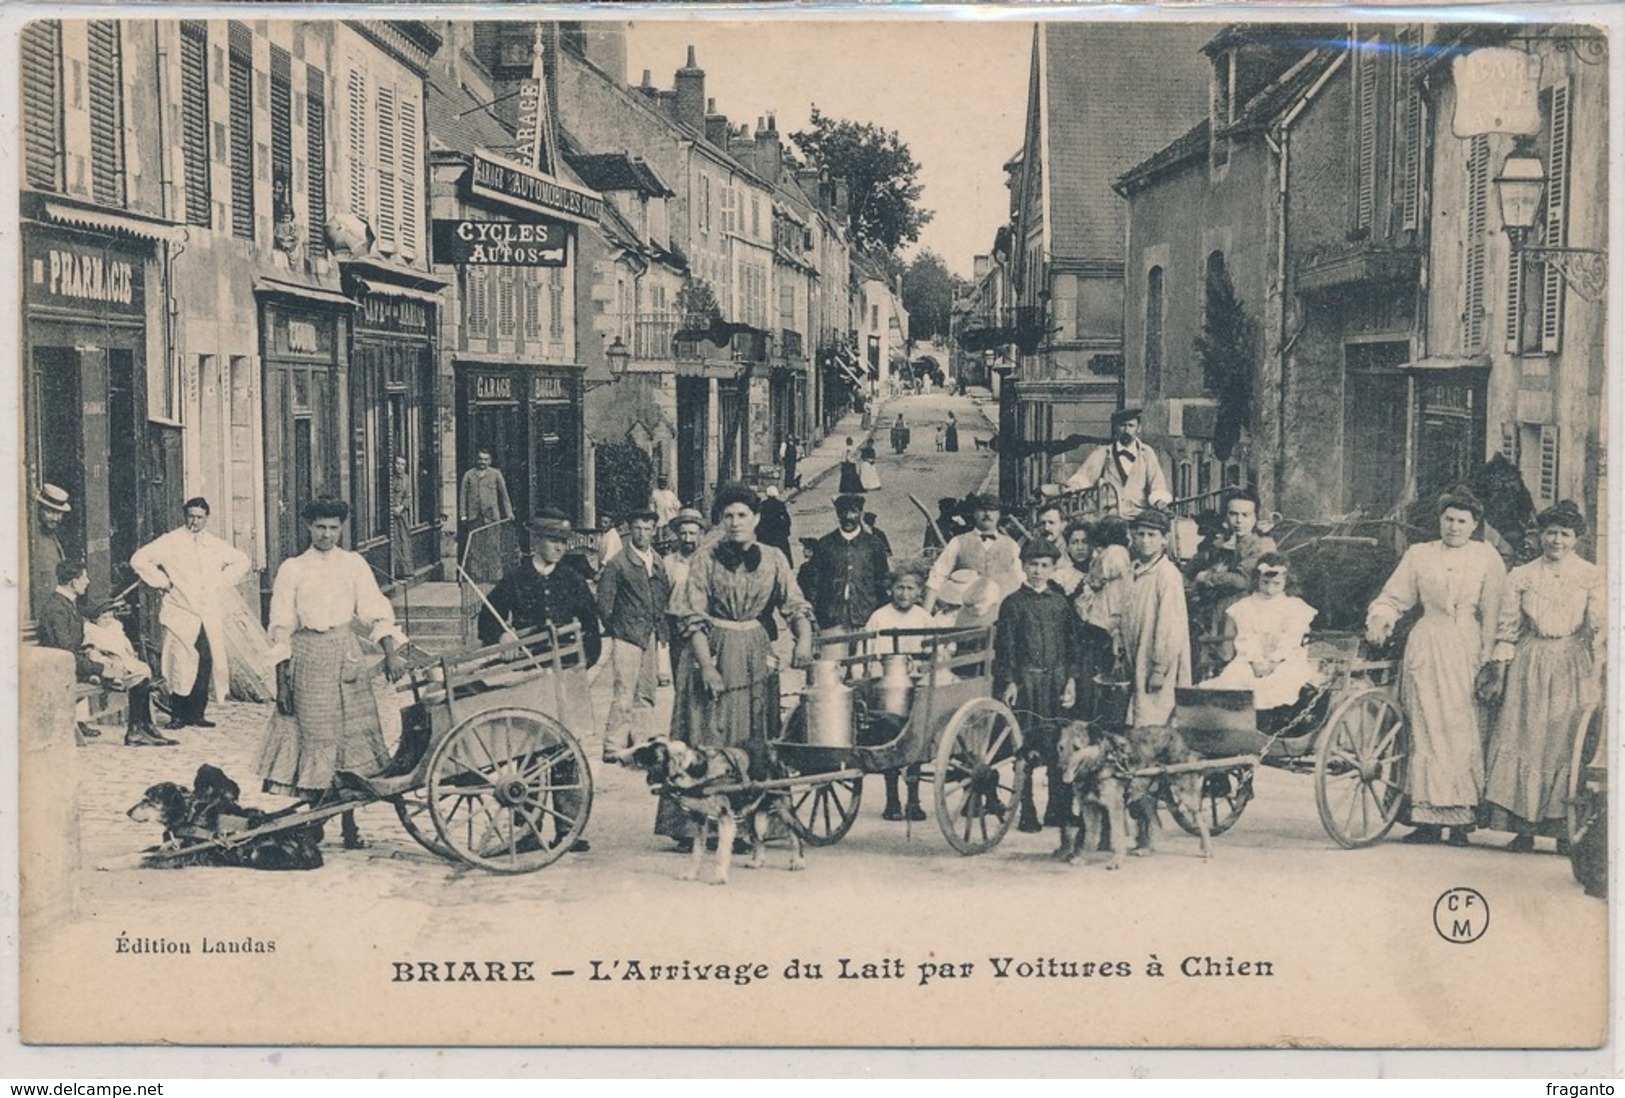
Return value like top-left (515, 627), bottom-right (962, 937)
top-left (255, 497), bottom-right (407, 849)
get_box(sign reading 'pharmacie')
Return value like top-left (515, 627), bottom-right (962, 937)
top-left (432, 219), bottom-right (568, 266)
top-left (24, 233), bottom-right (145, 315)
top-left (469, 152), bottom-right (603, 226)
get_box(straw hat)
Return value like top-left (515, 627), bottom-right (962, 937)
top-left (36, 484), bottom-right (71, 513)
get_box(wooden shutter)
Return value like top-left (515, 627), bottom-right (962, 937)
top-left (180, 22), bottom-right (211, 227)
top-left (1541, 81), bottom-right (1571, 353)
top-left (306, 67), bottom-right (326, 254)
top-left (498, 269), bottom-right (515, 337)
top-left (269, 46), bottom-right (292, 222)
top-left (1356, 37), bottom-right (1378, 232)
top-left (1499, 421), bottom-right (1520, 464)
top-left (398, 93), bottom-right (419, 259)
top-left (467, 267), bottom-right (487, 339)
top-left (1397, 26), bottom-right (1423, 231)
top-left (1538, 424), bottom-right (1559, 504)
top-left (1463, 135), bottom-right (1489, 352)
top-left (22, 21), bottom-right (62, 191)
top-left (228, 23), bottom-right (254, 239)
top-left (86, 21), bottom-right (126, 208)
top-left (347, 68), bottom-right (367, 220)
top-left (376, 84), bottom-right (397, 250)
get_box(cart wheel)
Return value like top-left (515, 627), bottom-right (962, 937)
top-left (785, 777), bottom-right (864, 847)
top-left (933, 698), bottom-right (1023, 855)
top-left (427, 707), bottom-right (593, 874)
top-left (393, 791), bottom-right (455, 860)
top-left (1167, 764), bottom-right (1254, 837)
top-left (1314, 686), bottom-right (1408, 849)
top-left (1565, 702), bottom-right (1604, 848)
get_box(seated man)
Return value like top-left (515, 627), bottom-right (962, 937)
top-left (35, 559), bottom-right (173, 747)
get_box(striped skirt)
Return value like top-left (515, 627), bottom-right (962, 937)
top-left (256, 629), bottom-right (390, 798)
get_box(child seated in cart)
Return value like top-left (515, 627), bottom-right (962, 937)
top-left (863, 558), bottom-right (936, 821)
top-left (1196, 553), bottom-right (1323, 730)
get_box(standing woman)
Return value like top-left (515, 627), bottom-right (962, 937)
top-left (390, 456), bottom-right (414, 580)
top-left (657, 482), bottom-right (816, 848)
top-left (256, 498), bottom-right (407, 849)
top-left (838, 437), bottom-right (865, 494)
top-left (1482, 501), bottom-right (1605, 852)
top-left (943, 411), bottom-right (960, 453)
top-left (1365, 488), bottom-right (1505, 847)
top-left (890, 413), bottom-right (909, 455)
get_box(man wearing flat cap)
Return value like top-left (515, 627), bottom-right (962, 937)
top-left (925, 494), bottom-right (1023, 613)
top-left (802, 494), bottom-right (890, 634)
top-left (479, 510), bottom-right (602, 674)
top-left (1120, 506), bottom-right (1192, 726)
top-left (1064, 408), bottom-right (1172, 519)
top-left (31, 484), bottom-right (74, 618)
top-left (597, 509), bottom-right (670, 748)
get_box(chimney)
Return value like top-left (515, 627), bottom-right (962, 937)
top-left (674, 45), bottom-right (705, 132)
top-left (833, 179), bottom-right (850, 217)
top-left (754, 113), bottom-right (781, 184)
top-left (704, 96), bottom-right (728, 146)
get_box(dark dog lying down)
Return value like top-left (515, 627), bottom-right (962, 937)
top-left (1051, 721), bottom-right (1212, 865)
top-left (128, 764), bottom-right (324, 870)
top-left (611, 736), bottom-right (804, 885)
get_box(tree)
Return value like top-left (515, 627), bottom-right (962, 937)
top-left (901, 250), bottom-right (964, 342)
top-left (790, 106), bottom-right (933, 255)
top-left (1193, 261), bottom-right (1258, 464)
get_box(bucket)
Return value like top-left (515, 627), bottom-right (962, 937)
top-left (1092, 673), bottom-right (1133, 730)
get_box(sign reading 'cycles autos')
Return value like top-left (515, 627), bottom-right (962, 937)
top-left (432, 219), bottom-right (569, 266)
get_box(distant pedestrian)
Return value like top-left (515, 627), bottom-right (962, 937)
top-left (390, 456), bottom-right (414, 580)
top-left (459, 447), bottom-right (514, 583)
top-left (943, 413), bottom-right (960, 453)
top-left (890, 414), bottom-right (909, 455)
top-left (782, 435), bottom-right (801, 490)
top-left (935, 424), bottom-right (945, 452)
top-left (650, 475), bottom-right (682, 533)
top-left (838, 437), bottom-right (864, 494)
top-left (758, 485), bottom-right (795, 567)
top-left (858, 439), bottom-right (882, 491)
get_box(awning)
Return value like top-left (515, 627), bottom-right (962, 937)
top-left (38, 198), bottom-right (184, 244)
top-left (339, 255), bottom-right (448, 292)
top-left (354, 277), bottom-right (444, 306)
top-left (1401, 355), bottom-right (1492, 372)
top-left (253, 275), bottom-right (353, 308)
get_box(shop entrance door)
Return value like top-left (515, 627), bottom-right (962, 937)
top-left (1344, 341), bottom-right (1411, 518)
top-left (676, 377), bottom-right (707, 507)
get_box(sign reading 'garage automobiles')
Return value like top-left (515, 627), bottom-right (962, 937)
top-left (432, 219), bottom-right (569, 266)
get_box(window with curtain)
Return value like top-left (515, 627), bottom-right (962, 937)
top-left (180, 22), bottom-right (211, 227)
top-left (86, 21), bottom-right (126, 208)
top-left (228, 23), bottom-right (254, 239)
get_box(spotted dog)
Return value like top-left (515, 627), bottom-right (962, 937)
top-left (611, 736), bottom-right (805, 884)
top-left (1051, 721), bottom-right (1132, 870)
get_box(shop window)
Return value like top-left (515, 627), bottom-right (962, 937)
top-left (21, 21), bottom-right (62, 192)
top-left (180, 22), bottom-right (211, 227)
top-left (228, 23), bottom-right (254, 240)
top-left (306, 67), bottom-right (326, 255)
top-left (87, 21), bottom-right (126, 208)
top-left (270, 46), bottom-right (293, 230)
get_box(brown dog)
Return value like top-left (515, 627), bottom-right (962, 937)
top-left (1124, 725), bottom-right (1213, 860)
top-left (1052, 721), bottom-right (1131, 869)
top-left (611, 736), bottom-right (805, 885)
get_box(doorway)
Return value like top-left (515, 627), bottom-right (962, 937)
top-left (1344, 341), bottom-right (1411, 517)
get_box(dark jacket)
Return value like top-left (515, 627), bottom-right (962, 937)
top-left (757, 498), bottom-right (794, 566)
top-left (802, 527), bottom-right (890, 631)
top-left (35, 590), bottom-right (103, 681)
top-left (478, 559), bottom-right (602, 669)
top-left (596, 545), bottom-right (671, 649)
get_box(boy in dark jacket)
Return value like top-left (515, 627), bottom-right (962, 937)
top-left (994, 538), bottom-right (1083, 833)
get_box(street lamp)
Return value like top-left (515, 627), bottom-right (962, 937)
top-left (606, 335), bottom-right (631, 381)
top-left (1494, 152), bottom-right (1607, 301)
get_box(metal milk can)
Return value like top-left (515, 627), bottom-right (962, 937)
top-left (803, 659), bottom-right (854, 746)
top-left (874, 653), bottom-right (916, 718)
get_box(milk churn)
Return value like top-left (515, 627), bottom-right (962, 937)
top-left (802, 659), bottom-right (854, 746)
top-left (874, 653), bottom-right (916, 718)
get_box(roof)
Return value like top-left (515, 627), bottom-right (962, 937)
top-left (426, 73), bottom-right (516, 157)
top-left (566, 152), bottom-right (674, 198)
top-left (1114, 118), bottom-right (1209, 195)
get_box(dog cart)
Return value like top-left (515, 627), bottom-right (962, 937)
top-left (1567, 699), bottom-right (1607, 897)
top-left (139, 625), bottom-right (595, 874)
top-left (1140, 633), bottom-right (1411, 848)
top-left (767, 624), bottom-right (1028, 855)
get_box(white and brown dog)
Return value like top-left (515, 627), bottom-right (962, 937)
top-left (1051, 720), bottom-right (1131, 869)
top-left (611, 736), bottom-right (805, 885)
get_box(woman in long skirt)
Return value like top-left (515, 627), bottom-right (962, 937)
top-left (943, 412), bottom-right (960, 452)
top-left (1366, 488), bottom-right (1505, 846)
top-left (656, 482), bottom-right (815, 849)
top-left (1481, 501), bottom-right (1604, 851)
top-left (837, 436), bottom-right (865, 494)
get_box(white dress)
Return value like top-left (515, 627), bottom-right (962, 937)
top-left (1200, 594), bottom-right (1321, 710)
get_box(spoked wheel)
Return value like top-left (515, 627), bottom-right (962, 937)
top-left (393, 790), bottom-right (455, 860)
top-left (933, 698), bottom-right (1024, 855)
top-left (1314, 686), bottom-right (1409, 849)
top-left (1566, 702), bottom-right (1605, 848)
top-left (1167, 764), bottom-right (1254, 837)
top-left (427, 707), bottom-right (593, 873)
top-left (785, 776), bottom-right (864, 847)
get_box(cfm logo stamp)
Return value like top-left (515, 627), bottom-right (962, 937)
top-left (1433, 887), bottom-right (1490, 944)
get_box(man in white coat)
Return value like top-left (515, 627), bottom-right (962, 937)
top-left (1065, 407), bottom-right (1173, 519)
top-left (131, 497), bottom-right (252, 729)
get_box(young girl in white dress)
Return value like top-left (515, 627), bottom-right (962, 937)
top-left (1199, 552), bottom-right (1321, 711)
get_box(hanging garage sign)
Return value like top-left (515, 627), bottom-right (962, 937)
top-left (432, 219), bottom-right (569, 266)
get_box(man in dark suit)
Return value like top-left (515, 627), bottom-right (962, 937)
top-left (36, 559), bottom-right (172, 747)
top-left (596, 509), bottom-right (670, 751)
top-left (476, 510), bottom-right (601, 854)
top-left (802, 494), bottom-right (890, 635)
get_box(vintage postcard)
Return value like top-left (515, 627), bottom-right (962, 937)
top-left (8, 7), bottom-right (1618, 1052)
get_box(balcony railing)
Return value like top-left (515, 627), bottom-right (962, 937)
top-left (630, 313), bottom-right (679, 361)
